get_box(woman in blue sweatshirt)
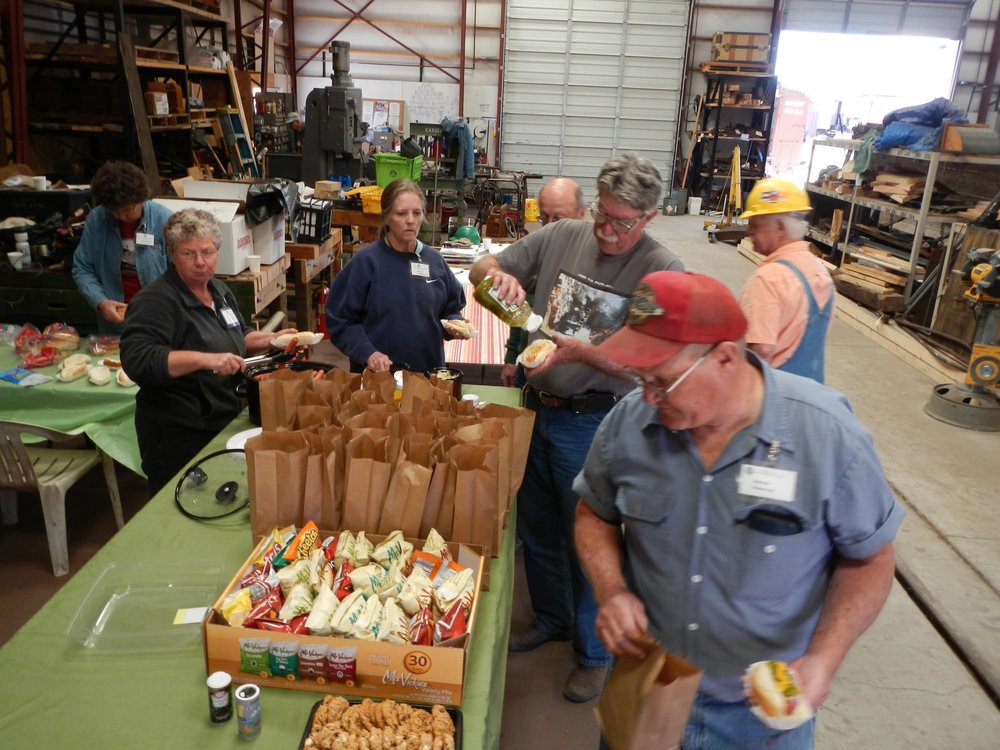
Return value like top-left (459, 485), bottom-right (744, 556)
top-left (326, 179), bottom-right (466, 373)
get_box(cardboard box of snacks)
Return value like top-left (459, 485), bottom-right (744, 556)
top-left (202, 531), bottom-right (483, 706)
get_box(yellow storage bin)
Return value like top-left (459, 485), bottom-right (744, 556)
top-left (344, 185), bottom-right (384, 214)
top-left (524, 197), bottom-right (539, 223)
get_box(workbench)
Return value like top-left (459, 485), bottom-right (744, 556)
top-left (332, 208), bottom-right (381, 244)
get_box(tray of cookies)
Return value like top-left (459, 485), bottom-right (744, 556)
top-left (300, 696), bottom-right (461, 749)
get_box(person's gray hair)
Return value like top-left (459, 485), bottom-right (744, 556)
top-left (596, 153), bottom-right (664, 213)
top-left (163, 208), bottom-right (223, 253)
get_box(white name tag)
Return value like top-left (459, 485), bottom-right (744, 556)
top-left (410, 262), bottom-right (430, 278)
top-left (736, 464), bottom-right (797, 503)
top-left (220, 307), bottom-right (240, 327)
top-left (136, 232), bottom-right (155, 246)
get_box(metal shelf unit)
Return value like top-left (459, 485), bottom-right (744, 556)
top-left (804, 138), bottom-right (1000, 301)
top-left (691, 72), bottom-right (776, 209)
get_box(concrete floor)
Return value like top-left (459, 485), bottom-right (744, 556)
top-left (2, 213), bottom-right (997, 748)
top-left (498, 214), bottom-right (1000, 749)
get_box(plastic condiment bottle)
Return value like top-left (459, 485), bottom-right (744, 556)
top-left (393, 370), bottom-right (403, 407)
top-left (473, 276), bottom-right (542, 331)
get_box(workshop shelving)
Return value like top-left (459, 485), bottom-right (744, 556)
top-left (690, 71), bottom-right (777, 209)
top-left (12, 0), bottom-right (234, 186)
top-left (803, 137), bottom-right (1000, 304)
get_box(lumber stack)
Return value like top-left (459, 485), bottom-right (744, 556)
top-left (833, 256), bottom-right (907, 313)
top-left (870, 172), bottom-right (925, 203)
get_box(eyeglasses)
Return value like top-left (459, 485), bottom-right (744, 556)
top-left (629, 348), bottom-right (713, 402)
top-left (589, 203), bottom-right (646, 234)
top-left (176, 249), bottom-right (219, 262)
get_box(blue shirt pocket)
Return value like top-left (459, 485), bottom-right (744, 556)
top-left (729, 502), bottom-right (830, 602)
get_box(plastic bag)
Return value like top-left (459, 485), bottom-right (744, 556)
top-left (245, 179), bottom-right (299, 228)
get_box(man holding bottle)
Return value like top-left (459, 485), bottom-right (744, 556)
top-left (500, 177), bottom-right (588, 387)
top-left (469, 153), bottom-right (683, 702)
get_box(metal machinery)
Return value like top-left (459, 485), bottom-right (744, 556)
top-left (302, 42), bottom-right (369, 186)
top-left (925, 247), bottom-right (1000, 430)
top-left (471, 166), bottom-right (537, 239)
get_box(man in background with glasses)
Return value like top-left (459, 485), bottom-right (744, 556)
top-left (575, 271), bottom-right (901, 749)
top-left (470, 153), bottom-right (683, 703)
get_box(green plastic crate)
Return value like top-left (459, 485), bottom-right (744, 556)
top-left (374, 153), bottom-right (424, 187)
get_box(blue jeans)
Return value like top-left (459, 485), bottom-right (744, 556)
top-left (599, 691), bottom-right (816, 750)
top-left (518, 393), bottom-right (610, 667)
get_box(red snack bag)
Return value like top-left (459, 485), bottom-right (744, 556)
top-left (332, 560), bottom-right (354, 601)
top-left (247, 585), bottom-right (284, 621)
top-left (289, 614), bottom-right (310, 634)
top-left (433, 599), bottom-right (469, 644)
top-left (240, 566), bottom-right (273, 602)
top-left (320, 534), bottom-right (340, 562)
top-left (409, 607), bottom-right (434, 646)
top-left (246, 617), bottom-right (292, 633)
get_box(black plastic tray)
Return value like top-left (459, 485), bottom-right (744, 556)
top-left (298, 698), bottom-right (462, 749)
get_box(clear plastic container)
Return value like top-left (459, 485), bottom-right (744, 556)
top-left (67, 561), bottom-right (226, 650)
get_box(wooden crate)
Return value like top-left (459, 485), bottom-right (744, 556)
top-left (286, 228), bottom-right (342, 260)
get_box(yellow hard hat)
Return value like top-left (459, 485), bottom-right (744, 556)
top-left (739, 178), bottom-right (811, 219)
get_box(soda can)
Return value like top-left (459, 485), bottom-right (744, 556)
top-left (235, 683), bottom-right (261, 740)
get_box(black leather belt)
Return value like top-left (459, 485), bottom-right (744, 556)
top-left (527, 387), bottom-right (620, 415)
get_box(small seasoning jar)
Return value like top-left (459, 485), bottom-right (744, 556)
top-left (206, 671), bottom-right (233, 723)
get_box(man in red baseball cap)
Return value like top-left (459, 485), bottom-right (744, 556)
top-left (576, 270), bottom-right (902, 749)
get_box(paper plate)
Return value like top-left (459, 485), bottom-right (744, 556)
top-left (226, 427), bottom-right (263, 452)
top-left (271, 331), bottom-right (324, 348)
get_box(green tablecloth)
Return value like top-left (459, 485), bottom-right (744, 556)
top-left (0, 345), bottom-right (142, 475)
top-left (0, 384), bottom-right (520, 749)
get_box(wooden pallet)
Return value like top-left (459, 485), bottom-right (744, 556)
top-left (135, 45), bottom-right (180, 63)
top-left (833, 274), bottom-right (905, 312)
top-left (147, 113), bottom-right (191, 127)
top-left (699, 60), bottom-right (774, 75)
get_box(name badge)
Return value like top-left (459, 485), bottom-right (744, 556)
top-left (220, 307), bottom-right (240, 328)
top-left (136, 232), bottom-right (155, 246)
top-left (410, 262), bottom-right (430, 278)
top-left (736, 464), bottom-right (797, 503)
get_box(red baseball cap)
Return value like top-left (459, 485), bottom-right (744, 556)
top-left (598, 271), bottom-right (747, 368)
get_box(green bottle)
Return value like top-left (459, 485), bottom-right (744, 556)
top-left (473, 276), bottom-right (542, 331)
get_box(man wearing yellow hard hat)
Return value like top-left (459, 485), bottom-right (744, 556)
top-left (737, 177), bottom-right (836, 383)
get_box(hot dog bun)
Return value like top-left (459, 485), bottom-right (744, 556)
top-left (517, 338), bottom-right (556, 369)
top-left (273, 331), bottom-right (323, 347)
top-left (747, 661), bottom-right (811, 719)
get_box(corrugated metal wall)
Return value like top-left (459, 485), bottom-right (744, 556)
top-left (500, 0), bottom-right (689, 200)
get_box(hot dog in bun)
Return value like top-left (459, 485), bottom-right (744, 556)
top-left (746, 660), bottom-right (813, 723)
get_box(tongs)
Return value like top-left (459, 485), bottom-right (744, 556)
top-left (244, 349), bottom-right (296, 368)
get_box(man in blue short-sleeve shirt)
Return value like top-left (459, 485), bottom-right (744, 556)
top-left (573, 271), bottom-right (903, 750)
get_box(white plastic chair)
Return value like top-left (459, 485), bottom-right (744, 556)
top-left (0, 421), bottom-right (124, 576)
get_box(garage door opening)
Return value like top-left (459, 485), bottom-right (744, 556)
top-left (768, 30), bottom-right (961, 185)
